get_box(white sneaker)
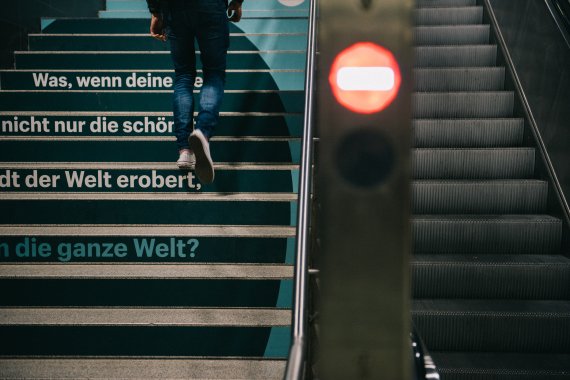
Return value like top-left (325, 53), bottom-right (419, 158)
top-left (177, 149), bottom-right (196, 169)
top-left (189, 129), bottom-right (215, 183)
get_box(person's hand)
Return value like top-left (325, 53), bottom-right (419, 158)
top-left (227, 0), bottom-right (243, 22)
top-left (150, 13), bottom-right (167, 41)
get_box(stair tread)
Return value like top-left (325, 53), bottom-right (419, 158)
top-left (0, 308), bottom-right (291, 326)
top-left (0, 263), bottom-right (294, 279)
top-left (0, 358), bottom-right (286, 379)
top-left (414, 254), bottom-right (570, 265)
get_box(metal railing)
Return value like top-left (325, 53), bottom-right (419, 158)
top-left (283, 0), bottom-right (318, 377)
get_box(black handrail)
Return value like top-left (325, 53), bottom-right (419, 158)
top-left (283, 0), bottom-right (318, 378)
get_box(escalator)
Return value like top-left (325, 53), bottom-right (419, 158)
top-left (412, 0), bottom-right (570, 378)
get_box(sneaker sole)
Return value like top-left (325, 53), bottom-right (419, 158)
top-left (189, 133), bottom-right (215, 184)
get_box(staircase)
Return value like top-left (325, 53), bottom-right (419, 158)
top-left (412, 0), bottom-right (570, 378)
top-left (0, 0), bottom-right (308, 378)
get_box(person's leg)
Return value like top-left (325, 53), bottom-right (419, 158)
top-left (166, 10), bottom-right (198, 167)
top-left (189, 6), bottom-right (229, 183)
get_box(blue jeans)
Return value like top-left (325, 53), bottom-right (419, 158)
top-left (165, 0), bottom-right (229, 150)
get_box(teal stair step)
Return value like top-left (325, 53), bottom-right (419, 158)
top-left (0, 326), bottom-right (290, 357)
top-left (413, 254), bottom-right (570, 299)
top-left (0, 70), bottom-right (305, 91)
top-left (106, 0), bottom-right (309, 11)
top-left (0, 193), bottom-right (297, 225)
top-left (0, 139), bottom-right (301, 163)
top-left (98, 10), bottom-right (309, 18)
top-left (28, 34), bottom-right (308, 52)
top-left (41, 18), bottom-right (309, 34)
top-left (413, 300), bottom-right (570, 352)
top-left (0, 113), bottom-right (303, 137)
top-left (0, 91), bottom-right (304, 113)
top-left (0, 225), bottom-right (296, 264)
top-left (413, 119), bottom-right (524, 148)
top-left (0, 358), bottom-right (287, 380)
top-left (414, 6), bottom-right (483, 26)
top-left (14, 51), bottom-right (306, 70)
top-left (0, 164), bottom-right (299, 194)
top-left (0, 264), bottom-right (293, 307)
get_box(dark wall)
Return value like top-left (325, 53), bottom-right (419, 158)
top-left (488, 0), bottom-right (570, 221)
top-left (0, 0), bottom-right (105, 68)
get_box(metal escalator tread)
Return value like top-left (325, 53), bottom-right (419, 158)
top-left (416, 0), bottom-right (476, 7)
top-left (414, 7), bottom-right (483, 26)
top-left (415, 45), bottom-right (497, 67)
top-left (413, 254), bottom-right (570, 299)
top-left (412, 299), bottom-right (570, 352)
top-left (413, 119), bottom-right (523, 148)
top-left (432, 352), bottom-right (570, 380)
top-left (414, 67), bottom-right (505, 92)
top-left (414, 25), bottom-right (490, 46)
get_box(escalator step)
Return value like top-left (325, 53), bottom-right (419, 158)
top-left (431, 352), bottom-right (570, 380)
top-left (412, 180), bottom-right (547, 214)
top-left (415, 45), bottom-right (496, 67)
top-left (413, 300), bottom-right (570, 352)
top-left (413, 119), bottom-right (523, 148)
top-left (413, 215), bottom-right (562, 254)
top-left (413, 92), bottom-right (513, 118)
top-left (414, 25), bottom-right (489, 45)
top-left (416, 0), bottom-right (476, 7)
top-left (414, 7), bottom-right (483, 26)
top-left (415, 68), bottom-right (504, 92)
top-left (413, 148), bottom-right (534, 179)
top-left (413, 254), bottom-right (570, 299)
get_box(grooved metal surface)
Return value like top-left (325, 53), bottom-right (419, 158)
top-left (414, 68), bottom-right (504, 91)
top-left (413, 148), bottom-right (535, 179)
top-left (413, 300), bottom-right (570, 352)
top-left (413, 215), bottom-right (562, 254)
top-left (415, 45), bottom-right (497, 67)
top-left (414, 25), bottom-right (490, 45)
top-left (414, 7), bottom-right (483, 25)
top-left (413, 254), bottom-right (570, 299)
top-left (417, 0), bottom-right (476, 7)
top-left (413, 92), bottom-right (514, 118)
top-left (412, 180), bottom-right (548, 213)
top-left (0, 359), bottom-right (287, 379)
top-left (0, 308), bottom-right (291, 326)
top-left (432, 352), bottom-right (570, 380)
top-left (413, 119), bottom-right (523, 147)
top-left (0, 264), bottom-right (294, 279)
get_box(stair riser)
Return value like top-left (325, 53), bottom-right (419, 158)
top-left (0, 114), bottom-right (303, 138)
top-left (0, 140), bottom-right (300, 163)
top-left (416, 46), bottom-right (497, 67)
top-left (0, 200), bottom-right (297, 225)
top-left (15, 52), bottom-right (307, 70)
top-left (0, 71), bottom-right (305, 91)
top-left (413, 313), bottom-right (570, 352)
top-left (415, 68), bottom-right (504, 92)
top-left (0, 168), bottom-right (299, 193)
top-left (414, 93), bottom-right (514, 118)
top-left (0, 279), bottom-right (292, 307)
top-left (0, 92), bottom-right (304, 113)
top-left (0, 236), bottom-right (294, 264)
top-left (413, 264), bottom-right (570, 299)
top-left (0, 326), bottom-right (290, 357)
top-left (28, 35), bottom-right (308, 52)
top-left (41, 18), bottom-right (309, 34)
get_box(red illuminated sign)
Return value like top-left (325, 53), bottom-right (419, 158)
top-left (329, 42), bottom-right (401, 114)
